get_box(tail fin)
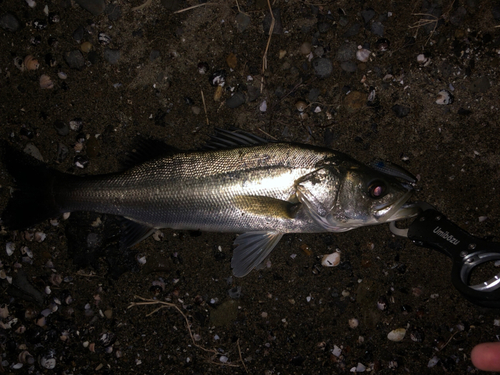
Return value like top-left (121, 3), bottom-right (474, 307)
top-left (1, 143), bottom-right (62, 229)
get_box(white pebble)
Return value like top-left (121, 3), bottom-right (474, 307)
top-left (259, 100), bottom-right (267, 112)
top-left (321, 252), bottom-right (340, 267)
top-left (331, 345), bottom-right (342, 357)
top-left (219, 355), bottom-right (228, 363)
top-left (427, 356), bottom-right (440, 368)
top-left (387, 328), bottom-right (406, 342)
top-left (348, 318), bottom-right (359, 329)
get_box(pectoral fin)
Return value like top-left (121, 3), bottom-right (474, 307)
top-left (231, 231), bottom-right (284, 277)
top-left (233, 196), bottom-right (301, 219)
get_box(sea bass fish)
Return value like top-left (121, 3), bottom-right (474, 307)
top-left (1, 129), bottom-right (420, 277)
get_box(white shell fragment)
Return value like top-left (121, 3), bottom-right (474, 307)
top-left (387, 328), bottom-right (406, 342)
top-left (321, 252), bottom-right (340, 267)
top-left (331, 345), bottom-right (342, 357)
top-left (6, 242), bottom-right (15, 256)
top-left (356, 48), bottom-right (371, 63)
top-left (436, 90), bottom-right (454, 105)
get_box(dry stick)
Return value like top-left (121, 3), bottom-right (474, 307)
top-left (131, 0), bottom-right (152, 11)
top-left (174, 3), bottom-right (216, 14)
top-left (237, 338), bottom-right (248, 373)
top-left (201, 90), bottom-right (209, 126)
top-left (128, 296), bottom-right (242, 367)
top-left (260, 0), bottom-right (275, 93)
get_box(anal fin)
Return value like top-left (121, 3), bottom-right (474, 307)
top-left (231, 231), bottom-right (284, 277)
top-left (120, 218), bottom-right (156, 249)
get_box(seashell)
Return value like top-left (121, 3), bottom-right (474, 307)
top-left (436, 90), bottom-right (453, 105)
top-left (197, 62), bottom-right (209, 74)
top-left (39, 74), bottom-right (54, 89)
top-left (14, 56), bottom-right (24, 70)
top-left (49, 273), bottom-right (62, 286)
top-left (356, 48), bottom-right (371, 63)
top-left (375, 38), bottom-right (390, 52)
top-left (6, 242), bottom-right (15, 256)
top-left (416, 53), bottom-right (431, 66)
top-left (19, 351), bottom-right (35, 365)
top-left (98, 32), bottom-right (111, 45)
top-left (321, 252), bottom-right (341, 267)
top-left (39, 350), bottom-right (56, 369)
top-left (295, 99), bottom-right (308, 112)
top-left (387, 328), bottom-right (406, 342)
top-left (24, 55), bottom-right (39, 70)
top-left (34, 231), bottom-right (46, 242)
top-left (209, 70), bottom-right (226, 87)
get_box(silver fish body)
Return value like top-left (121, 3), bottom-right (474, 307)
top-left (2, 131), bottom-right (420, 276)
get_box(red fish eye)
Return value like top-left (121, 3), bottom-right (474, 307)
top-left (369, 181), bottom-right (386, 199)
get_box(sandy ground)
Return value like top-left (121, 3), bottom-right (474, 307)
top-left (1, 0), bottom-right (500, 373)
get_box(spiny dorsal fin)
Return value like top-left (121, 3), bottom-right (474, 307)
top-left (123, 137), bottom-right (180, 168)
top-left (203, 128), bottom-right (269, 150)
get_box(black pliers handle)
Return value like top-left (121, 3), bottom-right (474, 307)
top-left (390, 202), bottom-right (500, 308)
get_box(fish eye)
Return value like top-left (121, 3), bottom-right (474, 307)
top-left (368, 180), bottom-right (386, 199)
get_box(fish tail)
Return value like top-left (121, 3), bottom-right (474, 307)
top-left (1, 143), bottom-right (63, 229)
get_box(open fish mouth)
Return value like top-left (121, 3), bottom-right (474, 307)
top-left (376, 191), bottom-right (421, 223)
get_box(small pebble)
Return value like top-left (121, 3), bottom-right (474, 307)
top-left (228, 286), bottom-right (242, 299)
top-left (65, 50), bottom-right (85, 69)
top-left (235, 12), bottom-right (251, 33)
top-left (226, 92), bottom-right (246, 108)
top-left (387, 328), bottom-right (406, 342)
top-left (0, 13), bottom-right (20, 32)
top-left (340, 61), bottom-right (357, 73)
top-left (371, 21), bottom-right (384, 36)
top-left (312, 58), bottom-right (333, 78)
top-left (343, 23), bottom-right (360, 37)
top-left (300, 42), bottom-right (312, 55)
top-left (348, 318), bottom-right (359, 328)
top-left (335, 43), bottom-right (357, 62)
top-left (23, 143), bottom-right (44, 161)
top-left (361, 9), bottom-right (376, 23)
top-left (391, 104), bottom-right (410, 118)
top-left (104, 48), bottom-right (120, 64)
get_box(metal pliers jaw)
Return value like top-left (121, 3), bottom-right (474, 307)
top-left (390, 201), bottom-right (500, 308)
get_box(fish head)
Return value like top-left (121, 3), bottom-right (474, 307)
top-left (331, 162), bottom-right (420, 229)
top-left (295, 159), bottom-right (420, 231)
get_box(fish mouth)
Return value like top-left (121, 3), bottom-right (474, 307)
top-left (376, 190), bottom-right (421, 223)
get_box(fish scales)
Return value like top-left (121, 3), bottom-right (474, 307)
top-left (56, 143), bottom-right (331, 233)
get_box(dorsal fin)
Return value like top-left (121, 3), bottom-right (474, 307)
top-left (203, 128), bottom-right (269, 150)
top-left (123, 137), bottom-right (179, 168)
